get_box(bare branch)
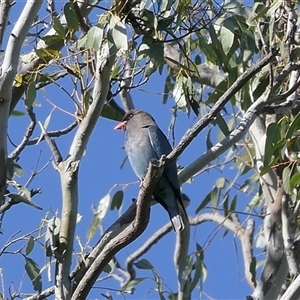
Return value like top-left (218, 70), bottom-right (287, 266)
top-left (120, 56), bottom-right (135, 111)
top-left (38, 122), bottom-right (62, 165)
top-left (23, 286), bottom-right (55, 300)
top-left (8, 108), bottom-right (36, 160)
top-left (26, 121), bottom-right (78, 146)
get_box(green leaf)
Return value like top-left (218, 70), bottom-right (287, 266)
top-left (111, 20), bottom-right (128, 51)
top-left (110, 65), bottom-right (120, 79)
top-left (25, 82), bottom-right (36, 109)
top-left (189, 255), bottom-right (204, 293)
top-left (110, 190), bottom-right (123, 210)
top-left (157, 16), bottom-right (174, 31)
top-left (220, 25), bottom-right (235, 55)
top-left (76, 35), bottom-right (87, 49)
top-left (290, 172), bottom-right (300, 190)
top-left (210, 186), bottom-right (219, 208)
top-left (211, 113), bottom-right (230, 138)
top-left (223, 193), bottom-right (229, 217)
top-left (282, 166), bottom-right (292, 194)
top-left (11, 110), bottom-right (25, 117)
top-left (64, 3), bottom-right (79, 31)
top-left (45, 217), bottom-right (61, 244)
top-left (26, 236), bottom-right (35, 255)
top-left (178, 254), bottom-right (193, 293)
top-left (195, 190), bottom-right (212, 213)
top-left (208, 25), bottom-right (228, 67)
top-left (134, 259), bottom-right (154, 270)
top-left (6, 158), bottom-right (24, 179)
top-left (196, 31), bottom-right (218, 65)
top-left (87, 193), bottom-right (111, 240)
top-left (230, 194), bottom-right (237, 211)
top-left (42, 35), bottom-right (62, 46)
top-left (53, 16), bottom-right (66, 38)
top-left (264, 123), bottom-right (283, 167)
top-left (25, 257), bottom-right (42, 293)
top-left (86, 25), bottom-right (104, 50)
top-left (101, 105), bottom-right (123, 122)
top-left (35, 47), bottom-right (61, 59)
top-left (122, 278), bottom-right (147, 292)
top-left (206, 128), bottom-right (213, 150)
top-left (286, 112), bottom-right (300, 140)
top-left (196, 242), bottom-right (204, 260)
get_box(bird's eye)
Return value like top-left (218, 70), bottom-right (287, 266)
top-left (128, 113), bottom-right (133, 119)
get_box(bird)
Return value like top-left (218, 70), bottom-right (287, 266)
top-left (114, 109), bottom-right (187, 232)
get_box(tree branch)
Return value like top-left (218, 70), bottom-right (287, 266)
top-left (71, 158), bottom-right (164, 300)
top-left (8, 107), bottom-right (36, 160)
top-left (166, 48), bottom-right (278, 168)
top-left (0, 0), bottom-right (14, 52)
top-left (55, 43), bottom-right (116, 299)
top-left (0, 0), bottom-right (42, 203)
top-left (163, 43), bottom-right (226, 88)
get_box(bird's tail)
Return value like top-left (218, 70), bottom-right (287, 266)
top-left (168, 208), bottom-right (185, 232)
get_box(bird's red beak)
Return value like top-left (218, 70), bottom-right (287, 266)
top-left (114, 121), bottom-right (127, 130)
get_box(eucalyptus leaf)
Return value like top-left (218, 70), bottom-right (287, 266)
top-left (25, 82), bottom-right (36, 109)
top-left (86, 25), bottom-right (104, 50)
top-left (122, 278), bottom-right (147, 292)
top-left (110, 190), bottom-right (123, 210)
top-left (64, 2), bottom-right (79, 31)
top-left (25, 257), bottom-right (42, 293)
top-left (134, 259), bottom-right (154, 270)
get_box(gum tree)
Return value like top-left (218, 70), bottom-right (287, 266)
top-left (1, 0), bottom-right (300, 299)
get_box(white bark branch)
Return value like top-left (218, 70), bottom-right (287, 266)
top-left (55, 43), bottom-right (116, 299)
top-left (0, 0), bottom-right (42, 201)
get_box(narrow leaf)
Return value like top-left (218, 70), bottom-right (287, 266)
top-left (110, 190), bottom-right (123, 210)
top-left (64, 3), bottom-right (79, 31)
top-left (26, 236), bottom-right (35, 255)
top-left (122, 278), bottom-right (147, 292)
top-left (25, 257), bottom-right (42, 293)
top-left (189, 255), bottom-right (203, 293)
top-left (53, 16), bottom-right (65, 38)
top-left (134, 259), bottom-right (154, 270)
top-left (101, 105), bottom-right (123, 122)
top-left (286, 112), bottom-right (300, 140)
top-left (195, 191), bottom-right (212, 213)
top-left (25, 82), bottom-right (36, 109)
top-left (282, 166), bottom-right (292, 194)
top-left (290, 172), bottom-right (300, 190)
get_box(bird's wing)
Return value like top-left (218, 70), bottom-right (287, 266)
top-left (147, 125), bottom-right (180, 191)
top-left (147, 125), bottom-right (187, 218)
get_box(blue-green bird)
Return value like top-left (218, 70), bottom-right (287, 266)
top-left (115, 109), bottom-right (187, 231)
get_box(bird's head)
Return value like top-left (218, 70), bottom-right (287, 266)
top-left (114, 109), bottom-right (154, 131)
